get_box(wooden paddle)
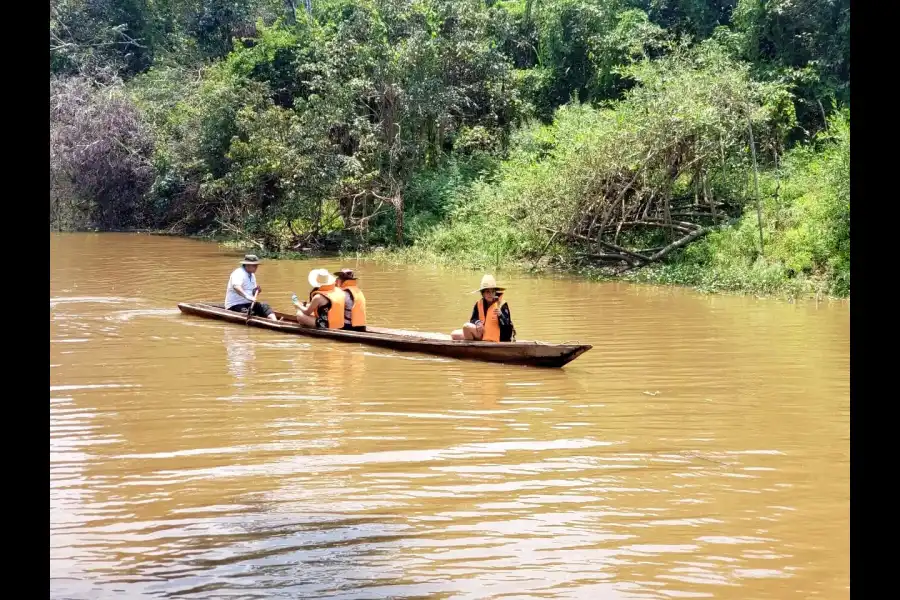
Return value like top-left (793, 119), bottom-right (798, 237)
top-left (246, 289), bottom-right (259, 325)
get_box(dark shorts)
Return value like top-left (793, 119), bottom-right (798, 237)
top-left (228, 302), bottom-right (274, 318)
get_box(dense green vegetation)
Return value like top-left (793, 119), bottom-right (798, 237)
top-left (50, 0), bottom-right (850, 297)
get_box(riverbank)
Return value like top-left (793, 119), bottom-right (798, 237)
top-left (200, 108), bottom-right (849, 301)
top-left (49, 218), bottom-right (845, 302)
top-left (360, 247), bottom-right (842, 301)
top-left (203, 233), bottom-right (843, 301)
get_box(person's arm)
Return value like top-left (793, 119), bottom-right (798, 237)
top-left (498, 303), bottom-right (512, 325)
top-left (470, 302), bottom-right (480, 325)
top-left (498, 303), bottom-right (514, 341)
top-left (299, 295), bottom-right (328, 317)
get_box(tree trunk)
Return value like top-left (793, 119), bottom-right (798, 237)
top-left (746, 115), bottom-right (764, 256)
top-left (394, 191), bottom-right (404, 245)
top-left (284, 0), bottom-right (297, 22)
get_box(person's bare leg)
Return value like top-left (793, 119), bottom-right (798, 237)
top-left (251, 303), bottom-right (279, 322)
top-left (453, 322), bottom-right (485, 341)
top-left (463, 322), bottom-right (484, 340)
top-left (295, 312), bottom-right (317, 328)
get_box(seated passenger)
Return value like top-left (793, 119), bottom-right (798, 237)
top-left (451, 274), bottom-right (514, 342)
top-left (293, 269), bottom-right (345, 329)
top-left (334, 268), bottom-right (367, 332)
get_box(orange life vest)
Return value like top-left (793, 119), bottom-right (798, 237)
top-left (341, 282), bottom-right (367, 327)
top-left (476, 297), bottom-right (507, 342)
top-left (311, 284), bottom-right (345, 329)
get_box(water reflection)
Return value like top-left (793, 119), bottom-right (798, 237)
top-left (223, 326), bottom-right (256, 385)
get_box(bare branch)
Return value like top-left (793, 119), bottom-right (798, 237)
top-left (649, 226), bottom-right (713, 262)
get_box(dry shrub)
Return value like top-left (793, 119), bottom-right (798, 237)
top-left (50, 74), bottom-right (155, 229)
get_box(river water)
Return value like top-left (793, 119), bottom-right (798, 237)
top-left (50, 233), bottom-right (849, 599)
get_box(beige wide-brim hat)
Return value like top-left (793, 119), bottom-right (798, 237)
top-left (308, 268), bottom-right (336, 288)
top-left (241, 254), bottom-right (261, 265)
top-left (476, 274), bottom-right (506, 292)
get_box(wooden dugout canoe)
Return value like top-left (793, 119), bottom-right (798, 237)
top-left (177, 302), bottom-right (591, 368)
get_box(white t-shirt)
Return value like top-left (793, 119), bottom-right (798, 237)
top-left (225, 267), bottom-right (257, 309)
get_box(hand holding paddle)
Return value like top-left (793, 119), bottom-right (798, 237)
top-left (246, 289), bottom-right (260, 324)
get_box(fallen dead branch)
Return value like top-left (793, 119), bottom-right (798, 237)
top-left (649, 226), bottom-right (713, 261)
top-left (215, 218), bottom-right (265, 251)
top-left (544, 221), bottom-right (716, 267)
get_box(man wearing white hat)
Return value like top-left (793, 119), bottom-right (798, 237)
top-left (451, 274), bottom-right (515, 342)
top-left (292, 268), bottom-right (346, 329)
top-left (224, 254), bottom-right (277, 321)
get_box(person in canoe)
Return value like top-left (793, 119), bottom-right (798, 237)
top-left (224, 254), bottom-right (277, 321)
top-left (292, 269), bottom-right (346, 329)
top-left (451, 274), bottom-right (515, 342)
top-left (334, 268), bottom-right (367, 332)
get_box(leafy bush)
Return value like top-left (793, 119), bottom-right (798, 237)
top-left (683, 109), bottom-right (849, 295)
top-left (414, 40), bottom-right (792, 258)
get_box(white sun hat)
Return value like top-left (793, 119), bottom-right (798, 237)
top-left (307, 268), bottom-right (336, 289)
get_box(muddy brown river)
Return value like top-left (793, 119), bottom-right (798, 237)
top-left (50, 232), bottom-right (849, 599)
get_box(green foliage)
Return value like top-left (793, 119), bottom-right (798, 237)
top-left (48, 0), bottom-right (850, 297)
top-left (419, 40), bottom-right (788, 244)
top-left (50, 0), bottom-right (290, 77)
top-left (730, 0), bottom-right (849, 133)
top-left (410, 43), bottom-right (847, 298)
top-left (50, 0), bottom-right (156, 75)
top-left (511, 1), bottom-right (671, 120)
top-left (395, 151), bottom-right (499, 241)
top-left (673, 109), bottom-right (849, 295)
top-left (643, 0), bottom-right (738, 39)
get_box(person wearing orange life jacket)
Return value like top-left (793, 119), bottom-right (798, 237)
top-left (451, 274), bottom-right (515, 342)
top-left (334, 268), bottom-right (367, 332)
top-left (292, 269), bottom-right (345, 329)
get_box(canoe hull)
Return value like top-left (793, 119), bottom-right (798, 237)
top-left (177, 302), bottom-right (591, 368)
